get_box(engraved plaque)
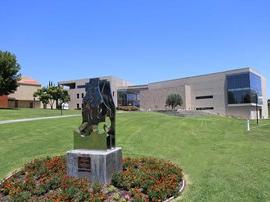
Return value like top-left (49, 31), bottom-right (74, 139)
top-left (78, 157), bottom-right (91, 172)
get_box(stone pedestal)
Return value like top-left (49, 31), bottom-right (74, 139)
top-left (66, 147), bottom-right (122, 184)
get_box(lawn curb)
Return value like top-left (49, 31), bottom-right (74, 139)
top-left (164, 178), bottom-right (186, 202)
top-left (0, 167), bottom-right (23, 187)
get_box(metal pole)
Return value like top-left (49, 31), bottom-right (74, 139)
top-left (247, 119), bottom-right (250, 131)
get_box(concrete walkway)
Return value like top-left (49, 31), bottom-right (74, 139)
top-left (0, 114), bottom-right (80, 125)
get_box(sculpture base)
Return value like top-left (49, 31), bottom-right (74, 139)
top-left (74, 129), bottom-right (108, 150)
top-left (66, 147), bottom-right (122, 184)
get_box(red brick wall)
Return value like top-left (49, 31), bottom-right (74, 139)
top-left (0, 95), bottom-right (8, 108)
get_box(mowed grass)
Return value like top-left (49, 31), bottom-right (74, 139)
top-left (0, 112), bottom-right (270, 201)
top-left (0, 108), bottom-right (80, 120)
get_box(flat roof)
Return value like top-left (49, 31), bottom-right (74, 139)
top-left (148, 67), bottom-right (263, 86)
top-left (118, 84), bottom-right (149, 90)
top-left (58, 67), bottom-right (265, 88)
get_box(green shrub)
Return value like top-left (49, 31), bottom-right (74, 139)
top-left (11, 191), bottom-right (31, 202)
top-left (117, 106), bottom-right (139, 111)
top-left (92, 182), bottom-right (102, 193)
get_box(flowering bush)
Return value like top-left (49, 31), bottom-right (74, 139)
top-left (0, 156), bottom-right (183, 201)
top-left (112, 157), bottom-right (183, 201)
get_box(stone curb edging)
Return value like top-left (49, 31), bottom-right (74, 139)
top-left (164, 179), bottom-right (186, 202)
top-left (0, 168), bottom-right (23, 188)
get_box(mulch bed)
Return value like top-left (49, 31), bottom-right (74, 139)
top-left (0, 156), bottom-right (184, 201)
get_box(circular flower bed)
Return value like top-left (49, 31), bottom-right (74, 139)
top-left (0, 156), bottom-right (184, 201)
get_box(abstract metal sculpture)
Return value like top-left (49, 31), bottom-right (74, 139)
top-left (74, 78), bottom-right (116, 150)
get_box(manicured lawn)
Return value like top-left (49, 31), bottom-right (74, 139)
top-left (0, 112), bottom-right (270, 201)
top-left (0, 108), bottom-right (80, 120)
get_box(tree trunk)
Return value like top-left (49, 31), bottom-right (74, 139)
top-left (56, 99), bottom-right (59, 109)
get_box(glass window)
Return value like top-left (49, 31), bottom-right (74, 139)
top-left (196, 107), bottom-right (214, 110)
top-left (196, 95), bottom-right (213, 99)
top-left (227, 73), bottom-right (250, 90)
top-left (250, 73), bottom-right (262, 96)
top-left (227, 72), bottom-right (262, 104)
top-left (127, 93), bottom-right (137, 101)
top-left (117, 90), bottom-right (140, 107)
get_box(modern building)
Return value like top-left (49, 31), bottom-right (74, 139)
top-left (140, 68), bottom-right (268, 119)
top-left (8, 76), bottom-right (41, 108)
top-left (59, 67), bottom-right (268, 119)
top-left (59, 76), bottom-right (132, 109)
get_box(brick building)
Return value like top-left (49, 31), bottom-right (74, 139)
top-left (0, 77), bottom-right (42, 108)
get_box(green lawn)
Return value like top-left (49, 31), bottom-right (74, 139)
top-left (0, 112), bottom-right (270, 201)
top-left (0, 108), bottom-right (80, 120)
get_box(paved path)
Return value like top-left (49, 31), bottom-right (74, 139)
top-left (0, 114), bottom-right (80, 125)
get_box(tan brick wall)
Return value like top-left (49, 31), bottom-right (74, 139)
top-left (8, 100), bottom-right (41, 108)
top-left (140, 68), bottom-right (268, 119)
top-left (261, 76), bottom-right (269, 119)
top-left (8, 84), bottom-right (41, 101)
top-left (141, 71), bottom-right (227, 114)
top-left (140, 86), bottom-right (186, 111)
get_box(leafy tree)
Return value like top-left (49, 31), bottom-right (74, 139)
top-left (33, 88), bottom-right (50, 109)
top-left (47, 85), bottom-right (59, 109)
top-left (0, 51), bottom-right (21, 95)
top-left (59, 89), bottom-right (70, 106)
top-left (165, 94), bottom-right (183, 109)
top-left (34, 83), bottom-right (70, 110)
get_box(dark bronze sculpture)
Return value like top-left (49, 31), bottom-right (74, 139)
top-left (74, 78), bottom-right (116, 150)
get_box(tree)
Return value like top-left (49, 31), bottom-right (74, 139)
top-left (58, 88), bottom-right (70, 109)
top-left (47, 85), bottom-right (59, 109)
top-left (34, 83), bottom-right (70, 110)
top-left (33, 88), bottom-right (50, 109)
top-left (47, 82), bottom-right (70, 109)
top-left (0, 51), bottom-right (21, 95)
top-left (165, 94), bottom-right (183, 109)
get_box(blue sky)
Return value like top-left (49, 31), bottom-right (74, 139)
top-left (1, 0), bottom-right (270, 97)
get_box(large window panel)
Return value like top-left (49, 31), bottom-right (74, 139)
top-left (117, 90), bottom-right (140, 107)
top-left (250, 73), bottom-right (262, 96)
top-left (227, 72), bottom-right (262, 105)
top-left (227, 73), bottom-right (250, 90)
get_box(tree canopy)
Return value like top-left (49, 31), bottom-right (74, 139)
top-left (165, 94), bottom-right (183, 109)
top-left (34, 83), bottom-right (70, 109)
top-left (0, 51), bottom-right (21, 95)
top-left (33, 88), bottom-right (51, 109)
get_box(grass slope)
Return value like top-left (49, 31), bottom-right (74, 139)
top-left (0, 112), bottom-right (270, 201)
top-left (0, 108), bottom-right (80, 120)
